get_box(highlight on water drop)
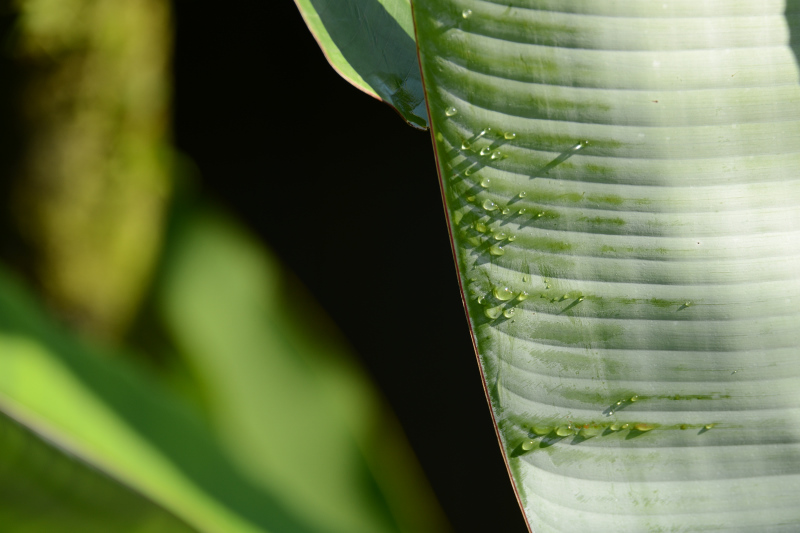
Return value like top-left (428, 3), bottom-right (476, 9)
top-left (480, 146), bottom-right (492, 156)
top-left (482, 199), bottom-right (498, 211)
top-left (489, 244), bottom-right (505, 256)
top-left (445, 106), bottom-right (458, 117)
top-left (493, 286), bottom-right (514, 301)
top-left (462, 8), bottom-right (472, 18)
top-left (480, 177), bottom-right (491, 188)
top-left (503, 308), bottom-right (516, 318)
top-left (518, 191), bottom-right (527, 198)
top-left (501, 208), bottom-right (511, 215)
top-left (504, 131), bottom-right (517, 140)
top-left (490, 150), bottom-right (503, 160)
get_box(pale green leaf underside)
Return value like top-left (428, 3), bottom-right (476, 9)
top-left (414, 1), bottom-right (800, 531)
top-left (293, 0), bottom-right (428, 128)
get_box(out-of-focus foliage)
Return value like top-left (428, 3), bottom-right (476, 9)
top-left (8, 0), bottom-right (173, 339)
top-left (0, 2), bottom-right (448, 532)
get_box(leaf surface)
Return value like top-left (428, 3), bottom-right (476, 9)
top-left (293, 0), bottom-right (428, 128)
top-left (412, 1), bottom-right (800, 531)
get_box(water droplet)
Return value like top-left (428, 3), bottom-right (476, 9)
top-left (518, 191), bottom-right (527, 198)
top-left (704, 423), bottom-right (715, 430)
top-left (484, 306), bottom-right (501, 319)
top-left (490, 150), bottom-right (503, 160)
top-left (507, 234), bottom-right (516, 242)
top-left (578, 296), bottom-right (585, 302)
top-left (615, 400), bottom-right (623, 406)
top-left (478, 127), bottom-right (492, 137)
top-left (504, 132), bottom-right (517, 140)
top-left (464, 168), bottom-right (473, 176)
top-left (517, 291), bottom-right (529, 301)
top-left (493, 286), bottom-right (514, 301)
top-left (467, 195), bottom-right (476, 202)
top-left (461, 140), bottom-right (471, 150)
top-left (630, 395), bottom-right (639, 402)
top-left (571, 140), bottom-right (590, 152)
top-left (489, 245), bottom-right (505, 256)
top-left (561, 294), bottom-right (569, 301)
top-left (445, 106), bottom-right (458, 117)
top-left (532, 425), bottom-right (550, 436)
top-left (521, 439), bottom-right (536, 451)
top-left (555, 425), bottom-right (573, 437)
top-left (474, 221), bottom-right (488, 232)
top-left (684, 301), bottom-right (691, 307)
top-left (501, 208), bottom-right (511, 215)
top-left (634, 423), bottom-right (656, 432)
top-left (480, 147), bottom-right (492, 156)
top-left (480, 177), bottom-right (491, 188)
top-left (518, 208), bottom-right (527, 215)
top-left (522, 275), bottom-right (530, 282)
top-left (537, 212), bottom-right (544, 218)
top-left (621, 423), bottom-right (630, 429)
top-left (477, 296), bottom-right (485, 304)
top-left (503, 308), bottom-right (516, 318)
top-left (493, 231), bottom-right (507, 241)
top-left (610, 422), bottom-right (621, 431)
top-left (482, 199), bottom-right (497, 211)
top-left (462, 8), bottom-right (472, 18)
top-left (436, 132), bottom-right (444, 142)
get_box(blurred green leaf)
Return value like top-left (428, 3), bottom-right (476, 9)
top-left (154, 200), bottom-right (449, 533)
top-left (0, 265), bottom-right (312, 533)
top-left (0, 408), bottom-right (196, 533)
top-left (292, 0), bottom-right (427, 128)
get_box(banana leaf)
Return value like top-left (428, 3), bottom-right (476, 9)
top-left (410, 1), bottom-right (800, 530)
top-left (292, 0), bottom-right (428, 128)
top-left (296, 1), bottom-right (800, 530)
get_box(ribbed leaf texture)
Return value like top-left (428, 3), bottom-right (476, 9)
top-left (413, 1), bottom-right (800, 531)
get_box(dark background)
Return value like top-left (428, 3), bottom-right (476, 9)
top-left (171, 2), bottom-right (527, 532)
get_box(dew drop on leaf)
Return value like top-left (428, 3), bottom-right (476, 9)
top-left (503, 308), bottom-right (516, 318)
top-left (480, 177), bottom-right (491, 188)
top-left (484, 306), bottom-right (501, 319)
top-left (462, 8), bottom-right (472, 18)
top-left (493, 286), bottom-right (514, 301)
top-left (489, 245), bottom-right (505, 256)
top-left (445, 106), bottom-right (458, 117)
top-left (518, 191), bottom-right (527, 198)
top-left (504, 132), bottom-right (517, 140)
top-left (480, 146), bottom-right (492, 156)
top-left (556, 425), bottom-right (573, 437)
top-left (482, 199), bottom-right (498, 211)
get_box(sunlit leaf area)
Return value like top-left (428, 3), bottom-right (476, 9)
top-left (0, 2), bottom-right (527, 532)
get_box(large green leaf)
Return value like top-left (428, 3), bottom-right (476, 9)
top-left (292, 0), bottom-right (428, 128)
top-left (411, 1), bottom-right (800, 531)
